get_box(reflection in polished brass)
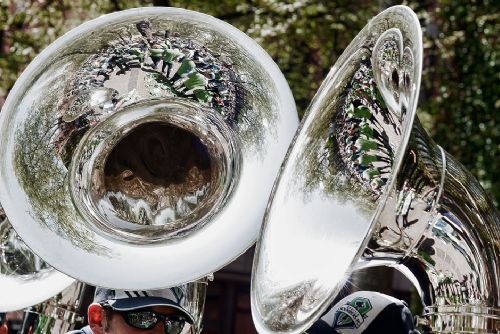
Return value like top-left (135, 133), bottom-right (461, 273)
top-left (251, 5), bottom-right (499, 334)
top-left (103, 122), bottom-right (212, 227)
top-left (0, 7), bottom-right (298, 294)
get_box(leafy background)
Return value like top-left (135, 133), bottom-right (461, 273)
top-left (0, 0), bottom-right (498, 206)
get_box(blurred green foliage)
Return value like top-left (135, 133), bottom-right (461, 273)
top-left (409, 0), bottom-right (499, 206)
top-left (0, 0), bottom-right (498, 205)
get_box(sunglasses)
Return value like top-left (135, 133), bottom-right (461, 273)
top-left (118, 309), bottom-right (189, 334)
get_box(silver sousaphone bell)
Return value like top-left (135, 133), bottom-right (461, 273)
top-left (0, 6), bottom-right (298, 330)
top-left (251, 5), bottom-right (500, 334)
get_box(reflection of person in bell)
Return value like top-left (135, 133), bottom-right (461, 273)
top-left (307, 291), bottom-right (421, 334)
top-left (67, 288), bottom-right (194, 334)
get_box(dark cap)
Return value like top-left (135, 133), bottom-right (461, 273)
top-left (308, 291), bottom-right (420, 334)
top-left (94, 288), bottom-right (194, 324)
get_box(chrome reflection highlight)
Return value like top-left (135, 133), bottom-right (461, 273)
top-left (251, 5), bottom-right (499, 334)
top-left (0, 204), bottom-right (74, 312)
top-left (0, 7), bottom-right (297, 290)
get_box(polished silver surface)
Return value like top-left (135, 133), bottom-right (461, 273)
top-left (26, 281), bottom-right (88, 333)
top-left (184, 278), bottom-right (209, 333)
top-left (251, 5), bottom-right (499, 334)
top-left (413, 150), bottom-right (500, 333)
top-left (0, 204), bottom-right (74, 312)
top-left (0, 7), bottom-right (298, 289)
top-left (252, 6), bottom-right (422, 333)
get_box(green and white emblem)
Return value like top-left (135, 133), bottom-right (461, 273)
top-left (333, 296), bottom-right (373, 329)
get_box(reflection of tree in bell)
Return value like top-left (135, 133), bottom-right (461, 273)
top-left (14, 93), bottom-right (108, 255)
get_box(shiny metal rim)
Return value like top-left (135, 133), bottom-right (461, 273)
top-left (251, 5), bottom-right (423, 333)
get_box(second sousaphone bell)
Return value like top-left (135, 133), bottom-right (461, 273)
top-left (251, 5), bottom-right (500, 334)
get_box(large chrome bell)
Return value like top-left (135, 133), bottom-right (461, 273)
top-left (251, 5), bottom-right (500, 334)
top-left (0, 6), bottom-right (297, 295)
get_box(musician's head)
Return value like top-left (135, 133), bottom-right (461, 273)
top-left (88, 288), bottom-right (194, 334)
